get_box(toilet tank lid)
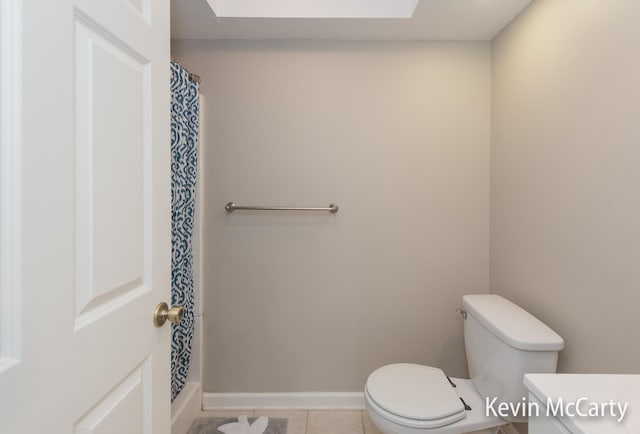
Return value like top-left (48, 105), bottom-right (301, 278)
top-left (462, 295), bottom-right (564, 351)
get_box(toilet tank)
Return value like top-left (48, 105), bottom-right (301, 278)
top-left (462, 295), bottom-right (564, 423)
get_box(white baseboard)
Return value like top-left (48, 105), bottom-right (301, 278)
top-left (202, 392), bottom-right (365, 411)
top-left (172, 382), bottom-right (202, 434)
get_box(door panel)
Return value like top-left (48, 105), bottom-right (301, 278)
top-left (74, 15), bottom-right (149, 327)
top-left (75, 359), bottom-right (152, 434)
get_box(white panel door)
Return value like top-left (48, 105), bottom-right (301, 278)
top-left (0, 0), bottom-right (171, 433)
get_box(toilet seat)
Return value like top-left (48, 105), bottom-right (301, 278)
top-left (364, 365), bottom-right (506, 434)
top-left (366, 390), bottom-right (467, 429)
top-left (365, 364), bottom-right (466, 429)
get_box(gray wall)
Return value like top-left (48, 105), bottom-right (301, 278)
top-left (172, 40), bottom-right (491, 392)
top-left (491, 0), bottom-right (640, 374)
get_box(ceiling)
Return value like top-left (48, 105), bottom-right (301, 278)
top-left (171, 0), bottom-right (533, 41)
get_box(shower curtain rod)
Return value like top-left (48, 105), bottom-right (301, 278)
top-left (171, 58), bottom-right (201, 84)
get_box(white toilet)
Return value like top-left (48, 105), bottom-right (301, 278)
top-left (364, 294), bottom-right (564, 434)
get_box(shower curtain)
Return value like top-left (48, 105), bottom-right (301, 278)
top-left (170, 61), bottom-right (199, 401)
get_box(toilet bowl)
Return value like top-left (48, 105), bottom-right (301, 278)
top-left (364, 295), bottom-right (565, 434)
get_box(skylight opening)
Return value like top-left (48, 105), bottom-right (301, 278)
top-left (207, 0), bottom-right (420, 19)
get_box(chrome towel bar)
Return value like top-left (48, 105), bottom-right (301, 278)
top-left (225, 202), bottom-right (339, 214)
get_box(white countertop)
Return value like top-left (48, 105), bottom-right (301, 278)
top-left (525, 374), bottom-right (640, 434)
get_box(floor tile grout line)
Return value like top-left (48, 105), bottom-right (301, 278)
top-left (304, 410), bottom-right (309, 434)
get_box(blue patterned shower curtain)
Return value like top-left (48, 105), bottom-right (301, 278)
top-left (170, 61), bottom-right (199, 401)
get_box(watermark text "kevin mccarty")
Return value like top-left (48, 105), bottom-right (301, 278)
top-left (486, 397), bottom-right (629, 423)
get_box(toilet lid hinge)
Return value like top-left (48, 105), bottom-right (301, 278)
top-left (446, 376), bottom-right (457, 388)
top-left (459, 397), bottom-right (472, 411)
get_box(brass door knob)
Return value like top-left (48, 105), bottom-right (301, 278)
top-left (153, 302), bottom-right (185, 327)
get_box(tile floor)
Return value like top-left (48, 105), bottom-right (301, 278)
top-left (198, 410), bottom-right (382, 434)
top-left (195, 411), bottom-right (504, 434)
